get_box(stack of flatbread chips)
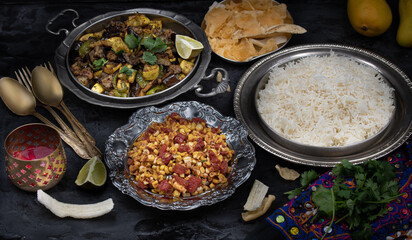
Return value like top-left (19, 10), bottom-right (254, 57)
top-left (203, 0), bottom-right (303, 62)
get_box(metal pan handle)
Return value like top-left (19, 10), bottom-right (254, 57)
top-left (46, 9), bottom-right (79, 36)
top-left (194, 68), bottom-right (229, 98)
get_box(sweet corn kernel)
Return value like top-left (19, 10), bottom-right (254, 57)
top-left (173, 190), bottom-right (180, 198)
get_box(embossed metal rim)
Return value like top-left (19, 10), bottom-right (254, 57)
top-left (234, 44), bottom-right (412, 167)
top-left (105, 101), bottom-right (256, 210)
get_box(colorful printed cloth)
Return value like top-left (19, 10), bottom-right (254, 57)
top-left (267, 140), bottom-right (412, 240)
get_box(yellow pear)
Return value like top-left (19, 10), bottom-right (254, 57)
top-left (347, 0), bottom-right (392, 37)
top-left (397, 0), bottom-right (412, 47)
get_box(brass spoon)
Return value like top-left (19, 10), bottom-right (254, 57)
top-left (0, 77), bottom-right (90, 159)
top-left (41, 63), bottom-right (97, 146)
top-left (31, 66), bottom-right (101, 158)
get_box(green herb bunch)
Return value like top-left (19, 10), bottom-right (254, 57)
top-left (285, 160), bottom-right (403, 240)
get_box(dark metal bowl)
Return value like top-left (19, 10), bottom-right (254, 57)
top-left (234, 44), bottom-right (412, 167)
top-left (50, 9), bottom-right (229, 109)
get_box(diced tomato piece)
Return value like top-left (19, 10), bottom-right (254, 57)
top-left (212, 161), bottom-right (220, 171)
top-left (158, 180), bottom-right (172, 193)
top-left (179, 118), bottom-right (188, 124)
top-left (162, 153), bottom-right (173, 165)
top-left (187, 176), bottom-right (202, 193)
top-left (137, 180), bottom-right (147, 189)
top-left (173, 163), bottom-right (187, 175)
top-left (174, 132), bottom-right (187, 144)
top-left (192, 117), bottom-right (206, 124)
top-left (161, 127), bottom-right (173, 133)
top-left (211, 126), bottom-right (220, 133)
top-left (159, 144), bottom-right (167, 157)
top-left (127, 158), bottom-right (134, 165)
top-left (209, 150), bottom-right (219, 164)
top-left (220, 150), bottom-right (228, 156)
top-left (142, 133), bottom-right (150, 141)
top-left (146, 127), bottom-right (156, 134)
top-left (219, 160), bottom-right (228, 174)
top-left (194, 138), bottom-right (205, 151)
top-left (178, 144), bottom-right (190, 152)
top-left (170, 112), bottom-right (180, 118)
top-left (173, 175), bottom-right (188, 187)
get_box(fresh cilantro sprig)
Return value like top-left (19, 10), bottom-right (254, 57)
top-left (92, 58), bottom-right (108, 70)
top-left (284, 169), bottom-right (319, 199)
top-left (285, 160), bottom-right (403, 240)
top-left (143, 37), bottom-right (167, 53)
top-left (125, 33), bottom-right (140, 49)
top-left (119, 65), bottom-right (135, 76)
top-left (142, 37), bottom-right (167, 65)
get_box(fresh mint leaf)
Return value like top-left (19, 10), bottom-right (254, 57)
top-left (125, 33), bottom-right (140, 49)
top-left (119, 66), bottom-right (135, 76)
top-left (93, 58), bottom-right (108, 70)
top-left (142, 51), bottom-right (157, 65)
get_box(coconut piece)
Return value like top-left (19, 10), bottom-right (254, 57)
top-left (242, 194), bottom-right (276, 222)
top-left (243, 179), bottom-right (269, 211)
top-left (37, 189), bottom-right (114, 219)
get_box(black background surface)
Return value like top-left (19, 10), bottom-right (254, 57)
top-left (0, 1), bottom-right (410, 239)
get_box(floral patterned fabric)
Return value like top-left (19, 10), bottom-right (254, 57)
top-left (267, 141), bottom-right (412, 240)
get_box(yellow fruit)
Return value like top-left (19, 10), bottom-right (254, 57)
top-left (347, 0), bottom-right (392, 37)
top-left (397, 0), bottom-right (412, 47)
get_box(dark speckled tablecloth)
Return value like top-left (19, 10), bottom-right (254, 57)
top-left (0, 1), bottom-right (410, 239)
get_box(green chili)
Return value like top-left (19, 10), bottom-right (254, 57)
top-left (146, 84), bottom-right (166, 95)
top-left (136, 71), bottom-right (150, 88)
top-left (79, 40), bottom-right (91, 58)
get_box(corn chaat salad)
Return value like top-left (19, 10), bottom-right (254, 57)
top-left (127, 113), bottom-right (235, 198)
top-left (70, 13), bottom-right (197, 97)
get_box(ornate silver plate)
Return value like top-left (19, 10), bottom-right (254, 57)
top-left (234, 44), bottom-right (412, 167)
top-left (105, 101), bottom-right (256, 210)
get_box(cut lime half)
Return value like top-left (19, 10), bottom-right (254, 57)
top-left (75, 156), bottom-right (107, 188)
top-left (175, 35), bottom-right (204, 59)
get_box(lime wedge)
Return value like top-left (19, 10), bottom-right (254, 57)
top-left (75, 156), bottom-right (107, 188)
top-left (175, 35), bottom-right (204, 59)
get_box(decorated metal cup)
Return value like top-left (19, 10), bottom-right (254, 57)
top-left (4, 123), bottom-right (66, 191)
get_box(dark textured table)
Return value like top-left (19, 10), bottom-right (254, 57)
top-left (0, 1), bottom-right (410, 239)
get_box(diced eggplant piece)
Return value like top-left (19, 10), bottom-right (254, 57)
top-left (162, 74), bottom-right (180, 87)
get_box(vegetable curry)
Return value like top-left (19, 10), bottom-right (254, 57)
top-left (70, 13), bottom-right (197, 97)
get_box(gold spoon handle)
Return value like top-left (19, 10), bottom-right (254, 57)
top-left (60, 101), bottom-right (96, 145)
top-left (45, 105), bottom-right (101, 158)
top-left (56, 104), bottom-right (102, 158)
top-left (31, 112), bottom-right (91, 159)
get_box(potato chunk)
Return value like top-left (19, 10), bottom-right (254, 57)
top-left (91, 83), bottom-right (104, 93)
top-left (142, 64), bottom-right (160, 81)
top-left (126, 14), bottom-right (150, 27)
top-left (102, 37), bottom-right (129, 53)
top-left (180, 60), bottom-right (195, 75)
